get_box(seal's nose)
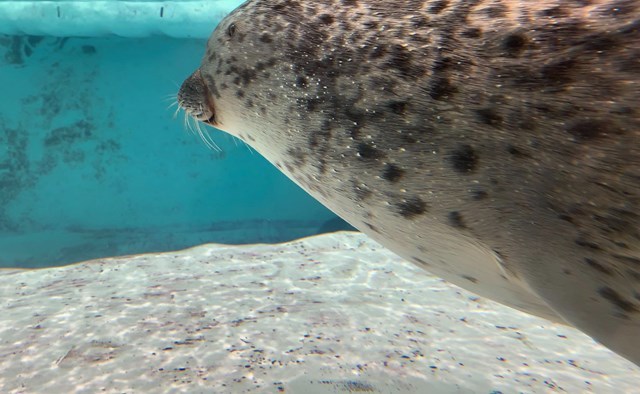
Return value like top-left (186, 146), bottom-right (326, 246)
top-left (178, 70), bottom-right (217, 125)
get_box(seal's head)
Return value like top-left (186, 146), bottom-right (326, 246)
top-left (178, 1), bottom-right (286, 135)
top-left (177, 0), bottom-right (373, 158)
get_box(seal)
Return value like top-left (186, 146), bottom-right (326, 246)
top-left (178, 0), bottom-right (640, 366)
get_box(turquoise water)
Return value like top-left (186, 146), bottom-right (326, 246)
top-left (0, 23), bottom-right (353, 268)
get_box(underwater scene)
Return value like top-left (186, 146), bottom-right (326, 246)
top-left (0, 0), bottom-right (353, 269)
top-left (1, 0), bottom-right (639, 392)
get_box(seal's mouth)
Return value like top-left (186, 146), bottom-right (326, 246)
top-left (177, 70), bottom-right (217, 126)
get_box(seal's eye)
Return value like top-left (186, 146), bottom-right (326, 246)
top-left (227, 23), bottom-right (236, 37)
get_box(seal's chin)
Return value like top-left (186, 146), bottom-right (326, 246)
top-left (177, 69), bottom-right (218, 127)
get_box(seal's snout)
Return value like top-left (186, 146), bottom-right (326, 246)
top-left (178, 70), bottom-right (217, 125)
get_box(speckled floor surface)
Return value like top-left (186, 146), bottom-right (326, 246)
top-left (1, 232), bottom-right (638, 393)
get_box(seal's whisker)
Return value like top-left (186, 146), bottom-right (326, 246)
top-left (197, 125), bottom-right (222, 152)
top-left (204, 126), bottom-right (223, 153)
top-left (162, 95), bottom-right (178, 103)
top-left (184, 112), bottom-right (192, 134)
top-left (167, 100), bottom-right (179, 111)
top-left (187, 116), bottom-right (221, 152)
top-left (244, 140), bottom-right (255, 155)
top-left (172, 105), bottom-right (182, 120)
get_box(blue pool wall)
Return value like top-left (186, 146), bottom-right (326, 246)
top-left (0, 34), bottom-right (353, 268)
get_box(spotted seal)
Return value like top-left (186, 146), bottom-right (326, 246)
top-left (178, 0), bottom-right (640, 365)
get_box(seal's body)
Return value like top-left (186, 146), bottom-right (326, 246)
top-left (178, 0), bottom-right (640, 365)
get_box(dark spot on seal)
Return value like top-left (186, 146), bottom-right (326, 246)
top-left (396, 197), bottom-right (428, 219)
top-left (598, 286), bottom-right (638, 313)
top-left (305, 98), bottom-right (321, 112)
top-left (601, 0), bottom-right (638, 16)
top-left (316, 158), bottom-right (328, 175)
top-left (566, 119), bottom-right (612, 141)
top-left (363, 20), bottom-right (378, 29)
top-left (388, 101), bottom-right (408, 115)
top-left (410, 15), bottom-right (429, 29)
top-left (287, 148), bottom-right (307, 167)
top-left (345, 107), bottom-right (367, 127)
top-left (386, 44), bottom-right (423, 79)
top-left (557, 213), bottom-right (575, 223)
top-left (370, 44), bottom-right (388, 59)
top-left (462, 28), bottom-right (482, 39)
top-left (448, 211), bottom-right (466, 229)
top-left (284, 163), bottom-right (295, 174)
top-left (273, 0), bottom-right (301, 11)
top-left (429, 76), bottom-right (456, 100)
top-left (594, 208), bottom-right (637, 234)
top-left (402, 134), bottom-right (418, 144)
top-left (506, 145), bottom-right (531, 158)
top-left (318, 14), bottom-right (334, 24)
top-left (461, 275), bottom-right (478, 284)
top-left (585, 258), bottom-right (614, 276)
top-left (296, 76), bottom-right (308, 88)
top-left (541, 58), bottom-right (577, 86)
top-left (239, 68), bottom-right (257, 86)
top-left (485, 4), bottom-right (507, 17)
top-left (502, 33), bottom-right (528, 56)
top-left (354, 183), bottom-right (373, 201)
top-left (412, 256), bottom-right (430, 266)
top-left (236, 90), bottom-right (245, 98)
top-left (357, 142), bottom-right (386, 160)
top-left (429, 0), bottom-right (449, 14)
top-left (583, 30), bottom-right (623, 51)
top-left (613, 255), bottom-right (640, 266)
top-left (450, 145), bottom-right (478, 174)
top-left (476, 108), bottom-right (503, 126)
top-left (260, 33), bottom-right (273, 43)
top-left (471, 189), bottom-right (488, 200)
top-left (364, 222), bottom-right (381, 233)
top-left (382, 163), bottom-right (404, 183)
top-left (575, 237), bottom-right (601, 251)
top-left (309, 127), bottom-right (331, 148)
top-left (539, 5), bottom-right (569, 17)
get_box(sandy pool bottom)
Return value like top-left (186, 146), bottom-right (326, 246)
top-left (0, 231), bottom-right (638, 393)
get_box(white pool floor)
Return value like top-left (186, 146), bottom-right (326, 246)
top-left (1, 232), bottom-right (638, 393)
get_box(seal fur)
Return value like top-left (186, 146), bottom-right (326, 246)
top-left (178, 0), bottom-right (640, 365)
